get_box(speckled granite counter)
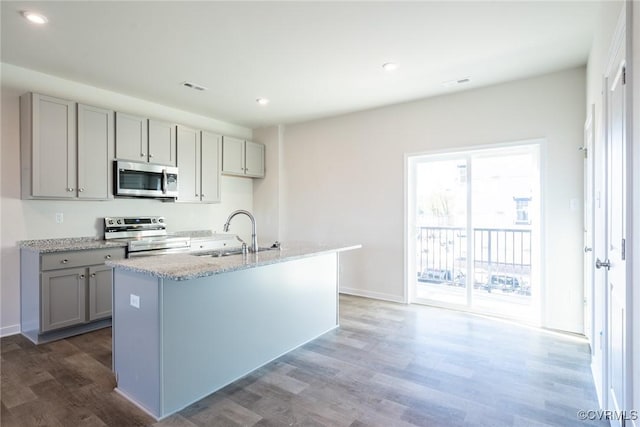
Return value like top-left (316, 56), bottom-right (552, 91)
top-left (19, 237), bottom-right (128, 253)
top-left (18, 230), bottom-right (224, 254)
top-left (106, 243), bottom-right (361, 281)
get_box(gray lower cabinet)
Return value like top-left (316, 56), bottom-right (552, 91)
top-left (21, 247), bottom-right (125, 344)
top-left (89, 265), bottom-right (115, 321)
top-left (41, 267), bottom-right (86, 332)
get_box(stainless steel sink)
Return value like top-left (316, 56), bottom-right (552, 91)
top-left (193, 246), bottom-right (278, 258)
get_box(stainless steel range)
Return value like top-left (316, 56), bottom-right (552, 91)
top-left (104, 216), bottom-right (190, 257)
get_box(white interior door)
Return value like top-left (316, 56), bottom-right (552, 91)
top-left (583, 105), bottom-right (595, 347)
top-left (602, 28), bottom-right (628, 423)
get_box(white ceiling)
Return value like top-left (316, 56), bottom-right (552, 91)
top-left (1, 1), bottom-right (598, 129)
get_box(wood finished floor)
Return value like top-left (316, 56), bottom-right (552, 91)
top-left (1, 295), bottom-right (607, 427)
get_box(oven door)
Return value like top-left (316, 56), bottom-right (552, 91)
top-left (115, 161), bottom-right (178, 198)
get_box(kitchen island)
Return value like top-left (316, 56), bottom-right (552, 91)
top-left (106, 243), bottom-right (360, 420)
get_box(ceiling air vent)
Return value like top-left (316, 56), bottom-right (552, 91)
top-left (442, 77), bottom-right (471, 88)
top-left (181, 81), bottom-right (208, 91)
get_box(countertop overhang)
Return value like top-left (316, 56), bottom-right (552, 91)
top-left (106, 243), bottom-right (361, 281)
top-left (19, 237), bottom-right (128, 253)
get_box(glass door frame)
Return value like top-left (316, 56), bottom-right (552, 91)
top-left (405, 140), bottom-right (543, 325)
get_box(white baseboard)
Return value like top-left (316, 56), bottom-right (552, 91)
top-left (0, 324), bottom-right (21, 338)
top-left (339, 287), bottom-right (405, 304)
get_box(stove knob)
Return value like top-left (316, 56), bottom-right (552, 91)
top-left (117, 219), bottom-right (122, 225)
top-left (158, 218), bottom-right (164, 223)
top-left (108, 220), bottom-right (114, 225)
top-left (152, 218), bottom-right (157, 223)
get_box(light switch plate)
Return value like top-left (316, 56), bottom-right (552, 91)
top-left (130, 294), bottom-right (140, 309)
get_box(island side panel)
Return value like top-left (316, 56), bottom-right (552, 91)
top-left (113, 269), bottom-right (162, 417)
top-left (161, 253), bottom-right (339, 416)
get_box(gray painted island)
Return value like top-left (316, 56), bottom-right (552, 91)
top-left (106, 243), bottom-right (360, 420)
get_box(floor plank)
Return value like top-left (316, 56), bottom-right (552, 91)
top-left (1, 295), bottom-right (607, 426)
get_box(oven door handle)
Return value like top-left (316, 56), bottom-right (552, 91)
top-left (162, 168), bottom-right (168, 195)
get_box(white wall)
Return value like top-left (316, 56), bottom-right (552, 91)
top-left (252, 125), bottom-right (283, 244)
top-left (255, 67), bottom-right (586, 333)
top-left (0, 64), bottom-right (255, 336)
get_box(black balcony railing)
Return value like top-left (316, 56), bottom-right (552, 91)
top-left (417, 226), bottom-right (531, 293)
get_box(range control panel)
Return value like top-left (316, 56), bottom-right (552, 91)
top-left (104, 216), bottom-right (166, 233)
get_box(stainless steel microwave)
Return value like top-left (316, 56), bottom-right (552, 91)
top-left (114, 160), bottom-right (179, 199)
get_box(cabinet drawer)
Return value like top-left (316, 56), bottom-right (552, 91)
top-left (41, 248), bottom-right (125, 271)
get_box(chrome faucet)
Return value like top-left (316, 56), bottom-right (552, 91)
top-left (223, 210), bottom-right (258, 253)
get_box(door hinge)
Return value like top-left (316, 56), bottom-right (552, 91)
top-left (621, 238), bottom-right (626, 260)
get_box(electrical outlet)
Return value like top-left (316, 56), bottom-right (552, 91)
top-left (130, 294), bottom-right (140, 309)
top-left (55, 213), bottom-right (63, 224)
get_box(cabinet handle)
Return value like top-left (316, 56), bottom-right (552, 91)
top-left (195, 194), bottom-right (199, 197)
top-left (79, 274), bottom-right (85, 279)
top-left (67, 188), bottom-right (74, 192)
top-left (201, 194), bottom-right (205, 198)
top-left (141, 153), bottom-right (146, 157)
top-left (90, 273), bottom-right (96, 278)
top-left (61, 259), bottom-right (68, 264)
top-left (79, 188), bottom-right (85, 192)
top-left (149, 154), bottom-right (154, 158)
top-left (105, 254), bottom-right (112, 259)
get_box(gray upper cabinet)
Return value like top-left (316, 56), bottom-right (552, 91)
top-left (244, 140), bottom-right (265, 178)
top-left (200, 131), bottom-right (222, 203)
top-left (77, 104), bottom-right (115, 199)
top-left (116, 113), bottom-right (176, 166)
top-left (222, 136), bottom-right (264, 178)
top-left (148, 119), bottom-right (177, 166)
top-left (176, 126), bottom-right (221, 203)
top-left (176, 125), bottom-right (200, 203)
top-left (20, 93), bottom-right (114, 200)
top-left (115, 112), bottom-right (148, 162)
top-left (20, 93), bottom-right (77, 199)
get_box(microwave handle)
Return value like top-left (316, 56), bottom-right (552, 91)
top-left (162, 169), bottom-right (168, 194)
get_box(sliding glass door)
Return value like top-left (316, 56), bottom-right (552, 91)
top-left (409, 144), bottom-right (540, 322)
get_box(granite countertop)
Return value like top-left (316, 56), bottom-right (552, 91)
top-left (106, 243), bottom-right (361, 281)
top-left (18, 230), bottom-right (220, 254)
top-left (19, 237), bottom-right (128, 253)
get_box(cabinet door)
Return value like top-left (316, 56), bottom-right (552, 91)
top-left (88, 265), bottom-right (113, 321)
top-left (244, 141), bottom-right (265, 178)
top-left (221, 136), bottom-right (245, 175)
top-left (41, 268), bottom-right (86, 332)
top-left (176, 125), bottom-right (200, 202)
top-left (115, 112), bottom-right (147, 162)
top-left (77, 104), bottom-right (114, 199)
top-left (30, 94), bottom-right (77, 198)
top-left (148, 120), bottom-right (176, 166)
top-left (200, 131), bottom-right (221, 203)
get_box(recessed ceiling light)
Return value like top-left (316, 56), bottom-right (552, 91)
top-left (382, 62), bottom-right (398, 71)
top-left (256, 98), bottom-right (269, 106)
top-left (21, 11), bottom-right (48, 25)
